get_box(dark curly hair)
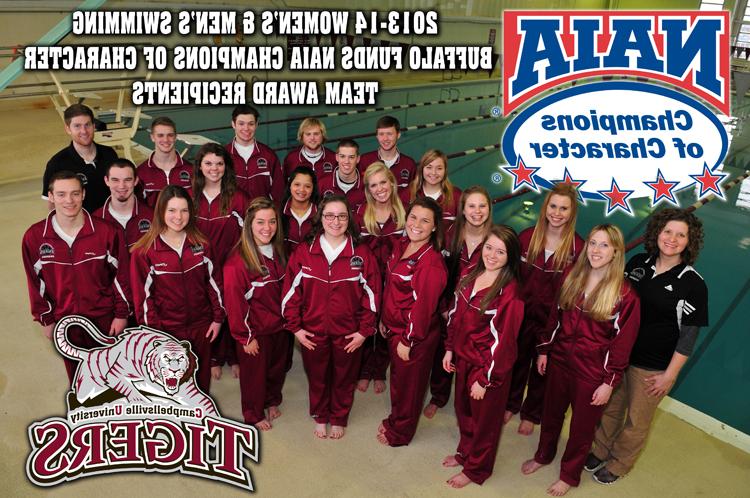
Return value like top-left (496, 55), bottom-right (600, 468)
top-left (643, 208), bottom-right (704, 265)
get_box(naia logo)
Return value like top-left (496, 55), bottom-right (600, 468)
top-left (26, 316), bottom-right (259, 490)
top-left (503, 11), bottom-right (730, 115)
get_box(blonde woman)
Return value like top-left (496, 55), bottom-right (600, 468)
top-left (402, 149), bottom-right (461, 232)
top-left (521, 225), bottom-right (640, 497)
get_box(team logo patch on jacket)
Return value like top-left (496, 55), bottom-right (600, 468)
top-left (628, 267), bottom-right (646, 282)
top-left (189, 243), bottom-right (205, 255)
top-left (350, 255), bottom-right (364, 269)
top-left (400, 169), bottom-right (409, 180)
top-left (76, 173), bottom-right (88, 185)
top-left (179, 170), bottom-right (191, 182)
top-left (322, 162), bottom-right (333, 173)
top-left (25, 315), bottom-right (259, 490)
top-left (39, 243), bottom-right (54, 257)
top-left (137, 219), bottom-right (151, 232)
top-left (257, 158), bottom-right (268, 169)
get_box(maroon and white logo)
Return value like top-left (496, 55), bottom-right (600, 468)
top-left (26, 315), bottom-right (259, 490)
top-left (39, 243), bottom-right (54, 257)
top-left (179, 171), bottom-right (191, 182)
top-left (322, 162), bottom-right (333, 173)
top-left (256, 157), bottom-right (268, 169)
top-left (137, 219), bottom-right (151, 233)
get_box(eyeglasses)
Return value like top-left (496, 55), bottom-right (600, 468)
top-left (322, 213), bottom-right (349, 222)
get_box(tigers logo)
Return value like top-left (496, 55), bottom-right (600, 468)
top-left (257, 157), bottom-right (268, 169)
top-left (137, 219), bottom-right (151, 232)
top-left (350, 255), bottom-right (364, 269)
top-left (39, 243), bottom-right (54, 257)
top-left (629, 267), bottom-right (647, 282)
top-left (501, 10), bottom-right (730, 216)
top-left (190, 243), bottom-right (204, 255)
top-left (25, 316), bottom-right (259, 490)
top-left (400, 169), bottom-right (409, 180)
top-left (322, 162), bottom-right (333, 173)
top-left (179, 170), bottom-right (191, 182)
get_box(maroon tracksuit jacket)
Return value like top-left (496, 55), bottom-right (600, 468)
top-left (507, 228), bottom-right (584, 423)
top-left (358, 150), bottom-right (417, 190)
top-left (21, 210), bottom-right (131, 381)
top-left (282, 234), bottom-right (381, 426)
top-left (282, 199), bottom-right (317, 255)
top-left (317, 168), bottom-right (367, 209)
top-left (445, 276), bottom-right (524, 484)
top-left (534, 285), bottom-right (640, 487)
top-left (136, 153), bottom-right (193, 208)
top-left (354, 204), bottom-right (404, 381)
top-left (93, 197), bottom-right (154, 248)
top-left (226, 139), bottom-right (285, 204)
top-left (130, 236), bottom-right (225, 392)
top-left (282, 146), bottom-right (337, 180)
top-left (223, 248), bottom-right (288, 425)
top-left (399, 185), bottom-right (462, 231)
top-left (380, 237), bottom-right (447, 446)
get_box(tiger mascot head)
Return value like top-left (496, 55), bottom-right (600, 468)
top-left (144, 340), bottom-right (197, 396)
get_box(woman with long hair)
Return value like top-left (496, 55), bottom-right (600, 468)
top-left (355, 162), bottom-right (406, 394)
top-left (192, 142), bottom-right (250, 381)
top-left (425, 186), bottom-right (493, 419)
top-left (224, 197), bottom-right (288, 431)
top-left (521, 224), bottom-right (640, 497)
top-left (403, 149), bottom-right (461, 231)
top-left (282, 166), bottom-right (319, 255)
top-left (130, 185), bottom-right (224, 393)
top-left (587, 209), bottom-right (707, 485)
top-left (282, 195), bottom-right (381, 439)
top-left (377, 197), bottom-right (448, 446)
top-left (507, 184), bottom-right (584, 435)
top-left (441, 225), bottom-right (524, 488)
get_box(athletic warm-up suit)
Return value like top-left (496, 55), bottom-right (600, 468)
top-left (355, 204), bottom-right (405, 383)
top-left (223, 248), bottom-right (288, 425)
top-left (358, 150), bottom-right (417, 191)
top-left (380, 237), bottom-right (448, 446)
top-left (533, 285), bottom-right (640, 487)
top-left (399, 185), bottom-right (462, 231)
top-left (194, 189), bottom-right (250, 369)
top-left (282, 235), bottom-right (380, 426)
top-left (22, 210), bottom-right (131, 381)
top-left (42, 142), bottom-right (118, 213)
top-left (282, 146), bottom-right (337, 180)
top-left (136, 153), bottom-right (193, 208)
top-left (428, 223), bottom-right (483, 409)
top-left (445, 275), bottom-right (524, 484)
top-left (317, 168), bottom-right (367, 209)
top-left (130, 237), bottom-right (225, 393)
top-left (592, 253), bottom-right (708, 476)
top-left (282, 199), bottom-right (317, 256)
top-left (93, 197), bottom-right (154, 248)
top-left (226, 138), bottom-right (285, 205)
top-left (507, 229), bottom-right (584, 424)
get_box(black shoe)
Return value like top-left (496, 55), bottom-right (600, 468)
top-left (583, 453), bottom-right (606, 472)
top-left (593, 467), bottom-right (621, 485)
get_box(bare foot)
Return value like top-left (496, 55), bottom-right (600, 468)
top-left (376, 432), bottom-right (390, 445)
top-left (255, 419), bottom-right (272, 431)
top-left (447, 472), bottom-right (472, 488)
top-left (521, 459), bottom-right (545, 475)
top-left (314, 423), bottom-right (327, 439)
top-left (357, 379), bottom-right (370, 392)
top-left (503, 410), bottom-right (513, 424)
top-left (423, 403), bottom-right (439, 419)
top-left (442, 455), bottom-right (460, 467)
top-left (211, 365), bottom-right (222, 380)
top-left (377, 422), bottom-right (386, 434)
top-left (373, 380), bottom-right (386, 394)
top-left (547, 480), bottom-right (571, 496)
top-left (231, 364), bottom-right (240, 379)
top-left (268, 406), bottom-right (282, 421)
top-left (518, 420), bottom-right (535, 435)
top-left (330, 425), bottom-right (345, 439)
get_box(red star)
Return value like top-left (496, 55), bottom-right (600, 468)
top-left (554, 167), bottom-right (586, 201)
top-left (598, 179), bottom-right (634, 215)
top-left (689, 164), bottom-right (727, 198)
top-left (644, 170), bottom-right (679, 205)
top-left (504, 156), bottom-right (540, 192)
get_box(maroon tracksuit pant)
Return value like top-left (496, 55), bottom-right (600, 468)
top-left (171, 323), bottom-right (213, 394)
top-left (236, 332), bottom-right (289, 425)
top-left (453, 357), bottom-right (511, 484)
top-left (534, 360), bottom-right (606, 487)
top-left (359, 333), bottom-right (390, 381)
top-left (507, 321), bottom-right (546, 423)
top-left (211, 321), bottom-right (238, 367)
top-left (381, 327), bottom-right (440, 446)
top-left (300, 333), bottom-right (363, 426)
top-left (428, 320), bottom-right (453, 407)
